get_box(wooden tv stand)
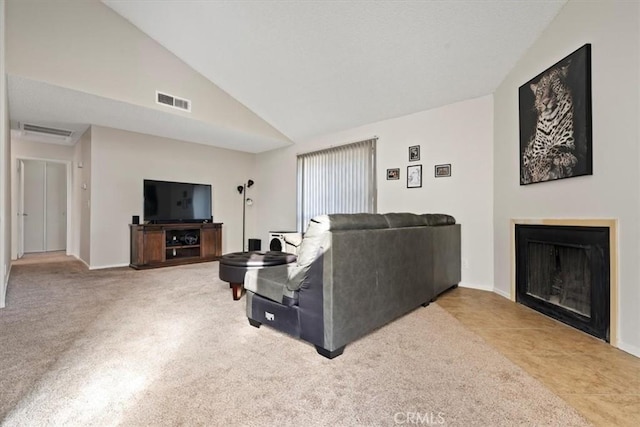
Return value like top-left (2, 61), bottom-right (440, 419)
top-left (129, 222), bottom-right (222, 269)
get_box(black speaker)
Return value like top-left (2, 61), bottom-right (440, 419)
top-left (248, 238), bottom-right (261, 251)
top-left (132, 215), bottom-right (140, 225)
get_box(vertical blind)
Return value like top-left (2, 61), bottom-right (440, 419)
top-left (297, 138), bottom-right (377, 231)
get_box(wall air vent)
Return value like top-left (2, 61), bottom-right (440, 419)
top-left (21, 123), bottom-right (74, 138)
top-left (156, 91), bottom-right (191, 112)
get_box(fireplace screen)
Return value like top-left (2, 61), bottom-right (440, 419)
top-left (515, 225), bottom-right (609, 341)
top-left (526, 243), bottom-right (591, 317)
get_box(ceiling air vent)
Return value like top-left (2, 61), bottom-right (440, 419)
top-left (156, 91), bottom-right (191, 112)
top-left (21, 123), bottom-right (74, 138)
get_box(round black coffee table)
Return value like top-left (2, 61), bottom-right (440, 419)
top-left (219, 251), bottom-right (297, 300)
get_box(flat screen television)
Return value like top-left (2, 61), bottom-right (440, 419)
top-left (144, 179), bottom-right (212, 224)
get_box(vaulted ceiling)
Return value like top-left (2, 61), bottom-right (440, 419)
top-left (9, 0), bottom-right (568, 152)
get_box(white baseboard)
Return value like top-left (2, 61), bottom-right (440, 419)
top-left (458, 282), bottom-right (494, 292)
top-left (458, 282), bottom-right (512, 300)
top-left (492, 288), bottom-right (511, 300)
top-left (617, 341), bottom-right (640, 358)
top-left (89, 263), bottom-right (129, 270)
top-left (75, 256), bottom-right (90, 269)
top-left (71, 256), bottom-right (128, 270)
top-left (67, 249), bottom-right (79, 258)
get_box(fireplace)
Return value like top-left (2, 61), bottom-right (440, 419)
top-left (515, 225), bottom-right (610, 341)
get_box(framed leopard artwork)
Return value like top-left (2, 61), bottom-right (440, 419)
top-left (519, 44), bottom-right (592, 185)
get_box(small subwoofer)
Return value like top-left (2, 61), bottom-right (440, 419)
top-left (269, 233), bottom-right (285, 251)
top-left (269, 231), bottom-right (296, 252)
top-left (132, 215), bottom-right (140, 225)
top-left (248, 238), bottom-right (261, 251)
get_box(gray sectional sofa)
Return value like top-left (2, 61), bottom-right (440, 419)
top-left (244, 213), bottom-right (461, 358)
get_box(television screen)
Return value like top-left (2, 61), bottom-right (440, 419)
top-left (144, 180), bottom-right (212, 223)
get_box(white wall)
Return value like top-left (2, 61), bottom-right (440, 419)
top-left (10, 138), bottom-right (76, 258)
top-left (256, 96), bottom-right (494, 289)
top-left (89, 125), bottom-right (255, 268)
top-left (0, 0), bottom-right (10, 307)
top-left (493, 1), bottom-right (640, 355)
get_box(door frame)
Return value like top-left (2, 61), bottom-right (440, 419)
top-left (16, 156), bottom-right (73, 256)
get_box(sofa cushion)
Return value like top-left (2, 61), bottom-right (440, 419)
top-left (421, 214), bottom-right (456, 226)
top-left (383, 213), bottom-right (427, 228)
top-left (328, 213), bottom-right (389, 231)
top-left (244, 264), bottom-right (297, 304)
top-left (297, 215), bottom-right (331, 267)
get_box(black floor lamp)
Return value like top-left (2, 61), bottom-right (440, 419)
top-left (237, 179), bottom-right (254, 252)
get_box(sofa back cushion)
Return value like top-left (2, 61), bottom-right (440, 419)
top-left (383, 213), bottom-right (427, 228)
top-left (421, 214), bottom-right (456, 226)
top-left (296, 213), bottom-right (456, 269)
top-left (328, 213), bottom-right (389, 231)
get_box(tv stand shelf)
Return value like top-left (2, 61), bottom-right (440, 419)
top-left (129, 223), bottom-right (222, 269)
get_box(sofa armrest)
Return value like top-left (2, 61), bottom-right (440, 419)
top-left (283, 233), bottom-right (303, 247)
top-left (283, 233), bottom-right (303, 256)
top-left (244, 264), bottom-right (290, 302)
top-left (244, 262), bottom-right (311, 301)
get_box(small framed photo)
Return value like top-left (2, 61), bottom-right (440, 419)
top-left (407, 164), bottom-right (422, 188)
top-left (435, 164), bottom-right (451, 177)
top-left (409, 145), bottom-right (420, 161)
top-left (387, 168), bottom-right (400, 180)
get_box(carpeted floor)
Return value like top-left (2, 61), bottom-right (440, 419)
top-left (0, 259), bottom-right (590, 426)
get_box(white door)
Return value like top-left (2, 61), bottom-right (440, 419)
top-left (23, 160), bottom-right (46, 253)
top-left (22, 160), bottom-right (68, 253)
top-left (17, 160), bottom-right (25, 258)
top-left (45, 162), bottom-right (67, 251)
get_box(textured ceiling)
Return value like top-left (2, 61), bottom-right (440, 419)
top-left (103, 0), bottom-right (567, 142)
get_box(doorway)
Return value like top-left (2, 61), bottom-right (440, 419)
top-left (18, 159), bottom-right (68, 255)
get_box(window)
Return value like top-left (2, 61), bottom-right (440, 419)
top-left (297, 138), bottom-right (377, 231)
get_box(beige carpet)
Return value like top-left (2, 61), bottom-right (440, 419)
top-left (0, 260), bottom-right (590, 426)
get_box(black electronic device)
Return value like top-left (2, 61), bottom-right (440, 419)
top-left (183, 233), bottom-right (199, 245)
top-left (132, 215), bottom-right (140, 225)
top-left (144, 179), bottom-right (212, 224)
top-left (248, 238), bottom-right (261, 251)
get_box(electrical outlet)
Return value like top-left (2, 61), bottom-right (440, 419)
top-left (462, 258), bottom-right (469, 269)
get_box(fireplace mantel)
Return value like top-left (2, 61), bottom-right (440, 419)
top-left (510, 218), bottom-right (618, 346)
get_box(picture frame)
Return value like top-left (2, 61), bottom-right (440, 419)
top-left (409, 145), bottom-right (420, 162)
top-left (519, 44), bottom-right (592, 185)
top-left (386, 168), bottom-right (400, 180)
top-left (435, 164), bottom-right (451, 177)
top-left (407, 164), bottom-right (422, 188)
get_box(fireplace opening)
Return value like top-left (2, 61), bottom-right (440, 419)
top-left (515, 225), bottom-right (610, 341)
